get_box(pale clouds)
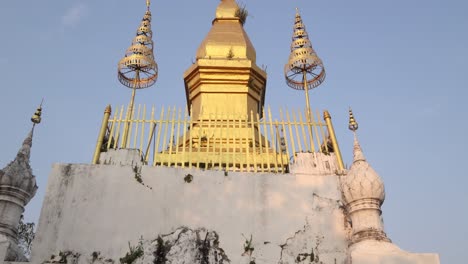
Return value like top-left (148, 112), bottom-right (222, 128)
top-left (61, 3), bottom-right (88, 28)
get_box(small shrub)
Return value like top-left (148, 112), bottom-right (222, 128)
top-left (120, 239), bottom-right (144, 264)
top-left (235, 3), bottom-right (249, 25)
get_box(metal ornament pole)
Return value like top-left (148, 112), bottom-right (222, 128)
top-left (303, 70), bottom-right (311, 122)
top-left (117, 0), bottom-right (158, 148)
top-left (285, 9), bottom-right (326, 153)
top-left (92, 105), bottom-right (112, 164)
top-left (122, 71), bottom-right (140, 148)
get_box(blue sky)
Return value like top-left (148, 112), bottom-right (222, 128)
top-left (0, 0), bottom-right (466, 262)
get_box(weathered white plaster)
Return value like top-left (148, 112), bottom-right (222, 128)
top-left (98, 149), bottom-right (143, 167)
top-left (290, 152), bottom-right (339, 176)
top-left (31, 153), bottom-right (348, 263)
top-left (8, 150), bottom-right (437, 264)
top-left (348, 240), bottom-right (440, 264)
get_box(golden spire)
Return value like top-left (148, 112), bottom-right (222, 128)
top-left (348, 108), bottom-right (358, 132)
top-left (146, 0), bottom-right (150, 9)
top-left (348, 108), bottom-right (365, 163)
top-left (31, 99), bottom-right (43, 126)
top-left (285, 8), bottom-right (325, 119)
top-left (118, 0), bottom-right (158, 147)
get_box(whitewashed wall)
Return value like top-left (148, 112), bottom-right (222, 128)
top-left (30, 153), bottom-right (348, 263)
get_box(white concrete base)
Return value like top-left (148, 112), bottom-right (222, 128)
top-left (30, 161), bottom-right (348, 263)
top-left (6, 150), bottom-right (438, 264)
top-left (348, 240), bottom-right (439, 264)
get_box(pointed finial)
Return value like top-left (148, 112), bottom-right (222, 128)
top-left (348, 109), bottom-right (365, 162)
top-left (146, 0), bottom-right (150, 10)
top-left (284, 8), bottom-right (325, 91)
top-left (348, 107), bottom-right (358, 132)
top-left (31, 99), bottom-right (43, 125)
top-left (117, 1), bottom-right (158, 89)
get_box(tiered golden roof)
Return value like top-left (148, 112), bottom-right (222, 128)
top-left (184, 0), bottom-right (266, 120)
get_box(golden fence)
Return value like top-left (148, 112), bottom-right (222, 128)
top-left (92, 105), bottom-right (344, 173)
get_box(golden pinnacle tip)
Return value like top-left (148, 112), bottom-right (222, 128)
top-left (348, 108), bottom-right (358, 132)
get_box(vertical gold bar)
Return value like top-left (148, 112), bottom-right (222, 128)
top-left (182, 106), bottom-right (188, 168)
top-left (275, 120), bottom-right (283, 172)
top-left (279, 109), bottom-right (291, 170)
top-left (144, 106), bottom-right (155, 163)
top-left (153, 106), bottom-right (164, 166)
top-left (285, 109), bottom-right (296, 159)
top-left (92, 105), bottom-right (112, 164)
top-left (160, 107), bottom-right (170, 165)
top-left (256, 112), bottom-right (264, 172)
top-left (250, 111), bottom-right (258, 172)
top-left (210, 113), bottom-right (216, 169)
top-left (268, 107), bottom-right (278, 173)
top-left (167, 106), bottom-right (177, 167)
top-left (318, 109), bottom-right (329, 154)
top-left (132, 104), bottom-right (141, 149)
top-left (262, 108), bottom-right (271, 172)
top-left (196, 117), bottom-right (202, 169)
top-left (168, 107), bottom-right (176, 167)
top-left (225, 115), bottom-right (230, 171)
top-left (231, 114), bottom-right (236, 171)
top-left (206, 113), bottom-right (212, 169)
top-left (242, 115), bottom-right (249, 172)
top-left (217, 113), bottom-right (223, 171)
top-left (310, 109), bottom-right (320, 153)
top-left (139, 105), bottom-right (147, 153)
top-left (239, 115), bottom-right (245, 171)
top-left (173, 108), bottom-right (182, 168)
top-left (121, 104), bottom-right (130, 148)
top-left (116, 105), bottom-right (125, 149)
top-left (298, 109), bottom-right (308, 152)
top-left (127, 104), bottom-right (137, 149)
top-left (230, 114), bottom-right (235, 171)
top-left (324, 110), bottom-right (344, 171)
top-left (188, 105), bottom-right (194, 169)
top-left (107, 106), bottom-right (117, 149)
top-left (305, 107), bottom-right (314, 152)
top-left (232, 115), bottom-right (236, 171)
top-left (292, 110), bottom-right (302, 153)
top-left (144, 122), bottom-right (155, 164)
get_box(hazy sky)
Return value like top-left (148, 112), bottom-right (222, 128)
top-left (0, 0), bottom-right (466, 262)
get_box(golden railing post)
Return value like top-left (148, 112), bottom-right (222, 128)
top-left (323, 110), bottom-right (344, 171)
top-left (250, 110), bottom-right (258, 172)
top-left (92, 105), bottom-right (112, 164)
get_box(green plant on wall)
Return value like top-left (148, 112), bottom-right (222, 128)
top-left (120, 238), bottom-right (144, 264)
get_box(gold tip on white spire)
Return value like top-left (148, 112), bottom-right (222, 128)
top-left (348, 108), bottom-right (358, 132)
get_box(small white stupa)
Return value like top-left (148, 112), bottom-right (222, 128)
top-left (342, 109), bottom-right (438, 263)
